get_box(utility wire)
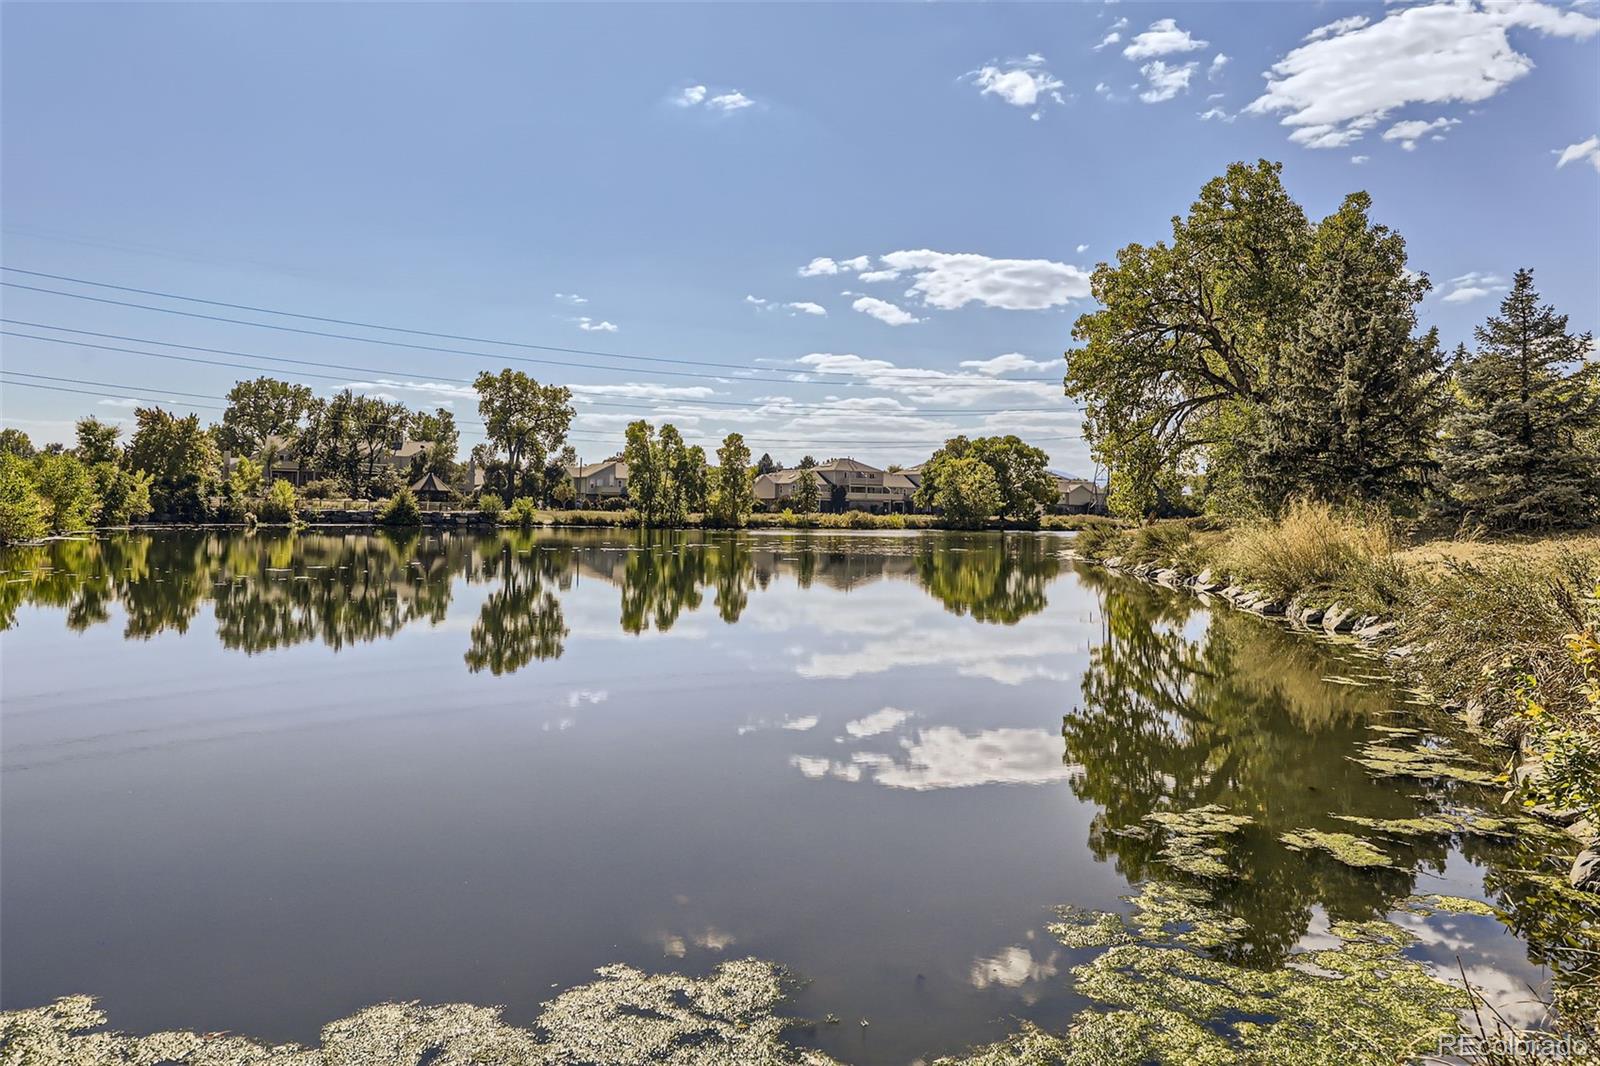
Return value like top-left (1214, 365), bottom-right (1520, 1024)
top-left (0, 275), bottom-right (1058, 389)
top-left (0, 321), bottom-right (1072, 419)
top-left (0, 373), bottom-right (1082, 447)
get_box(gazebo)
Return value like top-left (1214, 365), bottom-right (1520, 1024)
top-left (410, 471), bottom-right (454, 503)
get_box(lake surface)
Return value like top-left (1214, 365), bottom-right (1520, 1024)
top-left (0, 529), bottom-right (1591, 1063)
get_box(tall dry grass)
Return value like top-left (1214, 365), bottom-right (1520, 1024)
top-left (1219, 499), bottom-right (1406, 608)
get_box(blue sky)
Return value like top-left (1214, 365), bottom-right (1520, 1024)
top-left (3, 1), bottom-right (1597, 472)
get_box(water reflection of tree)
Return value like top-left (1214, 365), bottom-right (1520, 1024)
top-left (463, 533), bottom-right (570, 674)
top-left (210, 531), bottom-right (460, 653)
top-left (614, 534), bottom-right (755, 633)
top-left (1064, 569), bottom-right (1452, 965)
top-left (912, 534), bottom-right (1059, 624)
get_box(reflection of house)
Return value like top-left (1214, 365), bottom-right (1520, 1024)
top-left (753, 458), bottom-right (915, 514)
top-left (570, 459), bottom-right (628, 502)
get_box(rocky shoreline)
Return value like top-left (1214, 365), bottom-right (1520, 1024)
top-left (1072, 549), bottom-right (1600, 893)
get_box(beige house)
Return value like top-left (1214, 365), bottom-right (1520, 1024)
top-left (570, 459), bottom-right (629, 502)
top-left (1052, 473), bottom-right (1107, 514)
top-left (754, 458), bottom-right (915, 514)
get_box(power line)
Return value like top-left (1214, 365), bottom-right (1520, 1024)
top-left (0, 273), bottom-right (1060, 389)
top-left (0, 321), bottom-right (1074, 419)
top-left (0, 372), bottom-right (1083, 447)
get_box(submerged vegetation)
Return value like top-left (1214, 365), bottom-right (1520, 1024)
top-left (0, 959), bottom-right (843, 1065)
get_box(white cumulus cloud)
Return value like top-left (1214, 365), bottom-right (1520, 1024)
top-left (1382, 116), bottom-right (1459, 150)
top-left (969, 54), bottom-right (1067, 116)
top-left (1139, 60), bottom-right (1197, 103)
top-left (1123, 17), bottom-right (1208, 60)
top-left (1248, 1), bottom-right (1600, 149)
top-left (959, 353), bottom-right (1059, 375)
top-left (675, 84), bottom-right (756, 112)
top-left (852, 296), bottom-right (922, 326)
top-left (1556, 134), bottom-right (1600, 172)
top-left (576, 317), bottom-right (618, 333)
top-left (1440, 271), bottom-right (1507, 304)
top-left (799, 256), bottom-right (841, 277)
top-left (786, 301), bottom-right (827, 316)
top-left (878, 249), bottom-right (1091, 310)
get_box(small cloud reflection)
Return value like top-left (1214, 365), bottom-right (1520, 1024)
top-left (970, 945), bottom-right (1059, 1001)
top-left (793, 726), bottom-right (1076, 790)
top-left (655, 927), bottom-right (737, 959)
top-left (844, 707), bottom-right (910, 737)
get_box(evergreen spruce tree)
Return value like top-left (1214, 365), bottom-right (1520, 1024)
top-left (1246, 192), bottom-right (1446, 509)
top-left (1440, 269), bottom-right (1600, 529)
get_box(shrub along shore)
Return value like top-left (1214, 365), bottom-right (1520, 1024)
top-left (1069, 501), bottom-right (1600, 890)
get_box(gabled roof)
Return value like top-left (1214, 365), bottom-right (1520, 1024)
top-left (814, 457), bottom-right (884, 474)
top-left (410, 471), bottom-right (453, 495)
top-left (572, 460), bottom-right (627, 479)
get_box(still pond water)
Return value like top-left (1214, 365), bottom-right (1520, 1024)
top-left (0, 529), bottom-right (1590, 1062)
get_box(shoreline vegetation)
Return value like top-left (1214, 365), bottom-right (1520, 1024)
top-left (1068, 502), bottom-right (1600, 881)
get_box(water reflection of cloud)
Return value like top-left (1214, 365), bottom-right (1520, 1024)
top-left (657, 927), bottom-right (738, 958)
top-left (874, 727), bottom-right (1075, 790)
top-left (794, 727), bottom-right (1076, 790)
top-left (782, 715), bottom-right (819, 731)
top-left (844, 707), bottom-right (910, 737)
top-left (566, 689), bottom-right (609, 708)
top-left (969, 945), bottom-right (1059, 997)
top-left (797, 626), bottom-right (1076, 687)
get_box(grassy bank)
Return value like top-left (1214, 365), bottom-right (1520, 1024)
top-left (1073, 502), bottom-right (1600, 819)
top-left (488, 507), bottom-right (1120, 533)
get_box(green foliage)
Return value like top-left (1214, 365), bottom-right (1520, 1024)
top-left (217, 376), bottom-right (314, 457)
top-left (1246, 192), bottom-right (1447, 508)
top-left (74, 416), bottom-right (122, 465)
top-left (301, 477), bottom-right (339, 500)
top-left (473, 369), bottom-right (574, 500)
top-left (502, 496), bottom-right (541, 528)
top-left (407, 407), bottom-right (461, 480)
top-left (228, 456), bottom-right (264, 501)
top-left (917, 435), bottom-right (1057, 520)
top-left (794, 458), bottom-right (820, 515)
top-left (709, 432), bottom-right (755, 527)
top-left (92, 462), bottom-right (153, 526)
top-left (377, 486), bottom-right (422, 526)
top-left (478, 492), bottom-right (505, 518)
top-left (304, 389), bottom-right (413, 499)
top-left (933, 456), bottom-right (1001, 528)
top-left (125, 407), bottom-right (220, 519)
top-left (1066, 161), bottom-right (1443, 517)
top-left (1515, 579), bottom-right (1600, 820)
top-left (0, 428), bottom-right (36, 459)
top-left (623, 420), bottom-right (696, 527)
top-left (259, 479), bottom-right (298, 523)
top-left (0, 452), bottom-right (47, 544)
top-left (30, 452), bottom-right (100, 533)
top-left (1439, 269), bottom-right (1600, 530)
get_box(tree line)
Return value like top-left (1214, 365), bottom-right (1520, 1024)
top-left (1065, 159), bottom-right (1600, 528)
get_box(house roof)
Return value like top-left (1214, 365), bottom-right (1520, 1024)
top-left (410, 471), bottom-right (453, 495)
top-left (572, 460), bottom-right (627, 479)
top-left (883, 472), bottom-right (918, 491)
top-left (814, 457), bottom-right (883, 474)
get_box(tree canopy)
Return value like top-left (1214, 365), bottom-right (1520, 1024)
top-left (915, 435), bottom-right (1057, 520)
top-left (1065, 160), bottom-right (1441, 517)
top-left (474, 369), bottom-right (575, 500)
top-left (1440, 270), bottom-right (1600, 529)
